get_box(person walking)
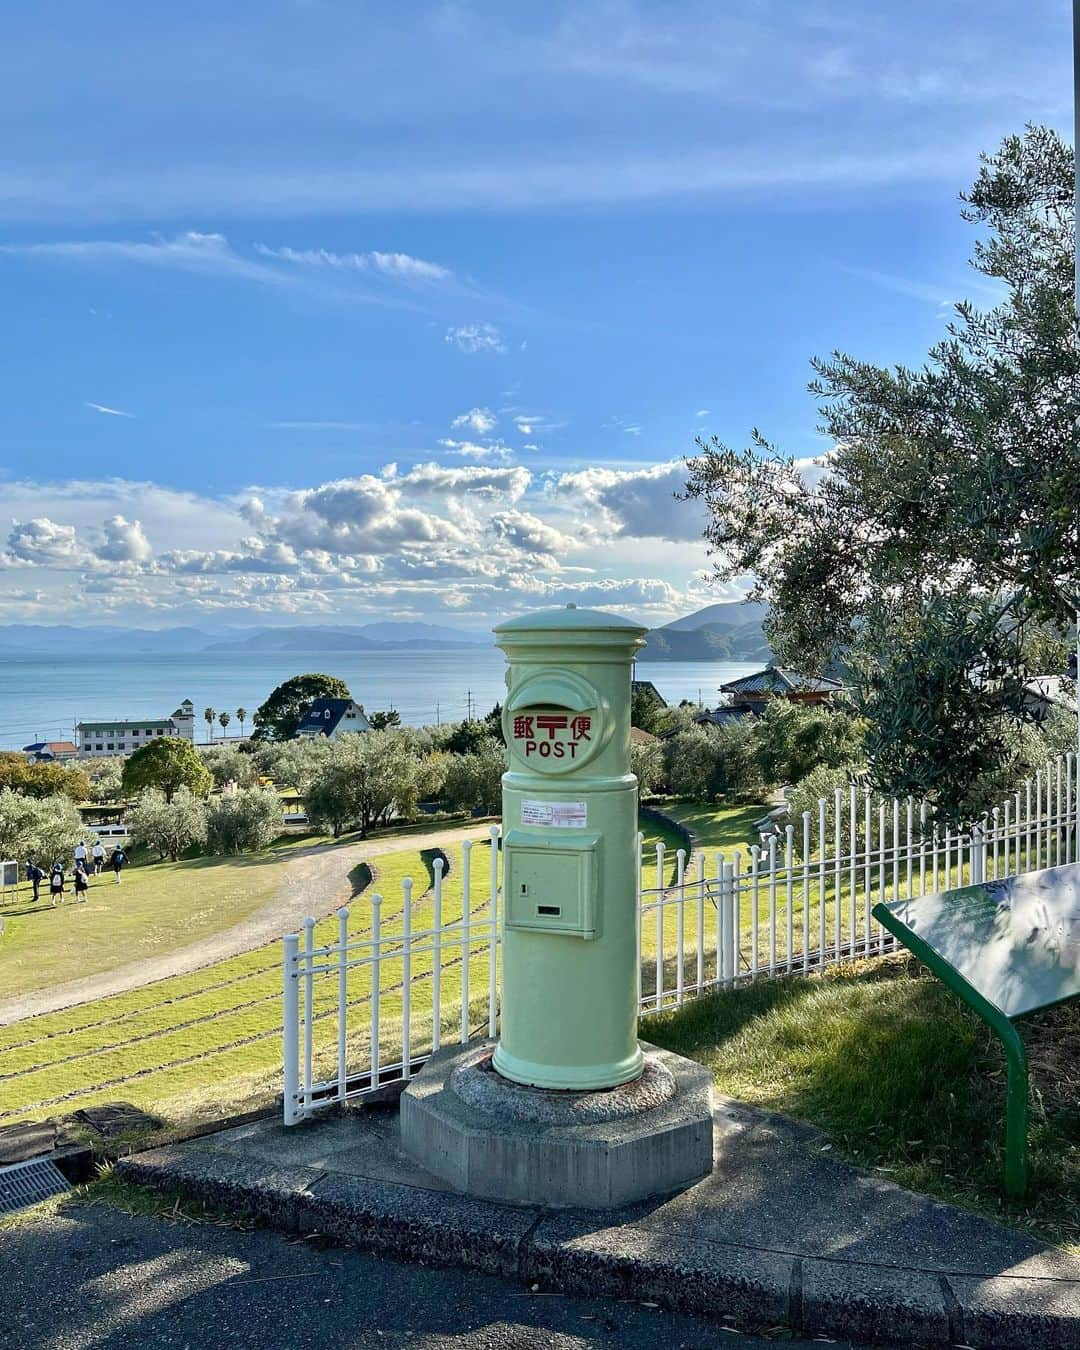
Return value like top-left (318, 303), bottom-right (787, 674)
top-left (49, 863), bottom-right (65, 906)
top-left (91, 839), bottom-right (106, 875)
top-left (73, 862), bottom-right (90, 902)
top-left (73, 840), bottom-right (88, 870)
top-left (25, 861), bottom-right (44, 903)
top-left (110, 845), bottom-right (127, 883)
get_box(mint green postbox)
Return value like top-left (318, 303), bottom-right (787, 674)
top-left (492, 604), bottom-right (646, 1090)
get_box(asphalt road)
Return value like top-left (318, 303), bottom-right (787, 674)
top-left (0, 1201), bottom-right (869, 1349)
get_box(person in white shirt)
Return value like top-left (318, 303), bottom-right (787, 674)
top-left (91, 839), bottom-right (106, 875)
top-left (73, 841), bottom-right (88, 868)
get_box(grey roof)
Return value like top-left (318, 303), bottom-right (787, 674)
top-left (631, 680), bottom-right (668, 707)
top-left (77, 719), bottom-right (177, 733)
top-left (719, 666), bottom-right (843, 697)
top-left (694, 705), bottom-right (760, 729)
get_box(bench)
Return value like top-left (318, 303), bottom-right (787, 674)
top-left (873, 861), bottom-right (1080, 1197)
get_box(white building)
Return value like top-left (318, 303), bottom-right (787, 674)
top-left (295, 697), bottom-right (371, 740)
top-left (77, 699), bottom-right (196, 758)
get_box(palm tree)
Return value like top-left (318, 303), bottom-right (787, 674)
top-left (203, 707), bottom-right (215, 743)
top-left (218, 710), bottom-right (231, 737)
top-left (236, 707), bottom-right (247, 738)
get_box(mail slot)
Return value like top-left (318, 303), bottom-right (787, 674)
top-left (503, 830), bottom-right (599, 939)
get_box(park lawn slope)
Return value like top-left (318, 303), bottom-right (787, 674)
top-left (0, 832), bottom-right (348, 1002)
top-left (647, 955), bottom-right (1080, 1250)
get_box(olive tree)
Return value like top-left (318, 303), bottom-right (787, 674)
top-left (0, 790), bottom-right (82, 865)
top-left (442, 737), bottom-right (504, 815)
top-left (205, 786), bottom-right (280, 854)
top-left (128, 787), bottom-right (208, 861)
top-left (685, 127), bottom-right (1078, 820)
top-left (305, 729), bottom-right (434, 837)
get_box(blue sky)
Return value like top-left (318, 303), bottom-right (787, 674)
top-left (0, 0), bottom-right (1071, 629)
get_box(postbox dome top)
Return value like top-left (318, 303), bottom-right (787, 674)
top-left (494, 604), bottom-right (646, 636)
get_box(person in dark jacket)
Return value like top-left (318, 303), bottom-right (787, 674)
top-left (110, 846), bottom-right (127, 883)
top-left (74, 862), bottom-right (90, 902)
top-left (25, 861), bottom-right (44, 902)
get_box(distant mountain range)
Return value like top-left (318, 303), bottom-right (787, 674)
top-left (639, 600), bottom-right (772, 663)
top-left (0, 621), bottom-right (489, 656)
top-left (0, 609), bottom-right (769, 662)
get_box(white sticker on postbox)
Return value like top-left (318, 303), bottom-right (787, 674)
top-left (521, 799), bottom-right (588, 829)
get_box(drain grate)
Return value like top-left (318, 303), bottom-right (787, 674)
top-left (0, 1157), bottom-right (71, 1215)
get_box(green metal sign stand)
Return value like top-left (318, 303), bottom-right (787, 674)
top-left (874, 861), bottom-right (1080, 1198)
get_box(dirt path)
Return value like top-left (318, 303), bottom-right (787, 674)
top-left (0, 823), bottom-right (496, 1028)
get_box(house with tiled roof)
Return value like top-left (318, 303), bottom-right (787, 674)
top-left (22, 740), bottom-right (78, 763)
top-left (718, 666), bottom-right (844, 707)
top-left (295, 697), bottom-right (371, 740)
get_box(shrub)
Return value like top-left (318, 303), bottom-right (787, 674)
top-left (0, 754), bottom-right (91, 801)
top-left (205, 786), bottom-right (281, 854)
top-left (630, 738), bottom-right (664, 797)
top-left (0, 789), bottom-right (82, 865)
top-left (663, 722), bottom-right (766, 802)
top-left (199, 744), bottom-right (260, 789)
top-left (128, 787), bottom-right (208, 861)
top-left (442, 738), bottom-right (504, 815)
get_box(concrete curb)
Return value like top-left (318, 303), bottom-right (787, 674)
top-left (116, 1141), bottom-right (1080, 1348)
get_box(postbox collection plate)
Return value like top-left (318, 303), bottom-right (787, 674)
top-left (503, 829), bottom-right (600, 939)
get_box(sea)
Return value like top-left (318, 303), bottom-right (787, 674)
top-left (0, 649), bottom-right (762, 749)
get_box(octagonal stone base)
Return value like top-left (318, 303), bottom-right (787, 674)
top-left (400, 1040), bottom-right (713, 1209)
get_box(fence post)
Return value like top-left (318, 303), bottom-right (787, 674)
top-left (337, 906), bottom-right (349, 1102)
top-left (971, 824), bottom-right (985, 886)
top-left (719, 858), bottom-right (735, 987)
top-left (432, 857), bottom-right (444, 1052)
top-left (282, 932), bottom-right (300, 1126)
top-left (636, 831), bottom-right (643, 1009)
top-left (302, 916), bottom-right (315, 1113)
top-left (488, 824), bottom-right (500, 1038)
top-left (402, 878), bottom-right (413, 1080)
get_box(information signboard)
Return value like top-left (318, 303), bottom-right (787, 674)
top-left (874, 862), bottom-right (1080, 1197)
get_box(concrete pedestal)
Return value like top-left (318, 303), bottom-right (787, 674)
top-left (400, 1040), bottom-right (713, 1209)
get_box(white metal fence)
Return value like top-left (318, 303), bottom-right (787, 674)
top-left (284, 753), bottom-right (1078, 1124)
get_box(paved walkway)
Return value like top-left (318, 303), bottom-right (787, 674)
top-left (121, 1077), bottom-right (1080, 1348)
top-left (0, 823), bottom-right (495, 1028)
top-left (0, 1201), bottom-right (863, 1350)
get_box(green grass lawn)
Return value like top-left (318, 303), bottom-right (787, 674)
top-left (0, 832), bottom-right (353, 1002)
top-left (647, 956), bottom-right (1080, 1250)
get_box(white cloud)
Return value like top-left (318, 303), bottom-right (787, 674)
top-left (391, 461), bottom-right (532, 501)
top-left (85, 401), bottom-right (132, 418)
top-left (445, 323), bottom-right (505, 354)
top-left (0, 144), bottom-right (981, 225)
top-left (6, 517), bottom-right (87, 566)
top-left (438, 438), bottom-right (511, 462)
top-left (1, 232), bottom-right (454, 302)
top-left (97, 514), bottom-right (152, 563)
top-left (254, 243), bottom-right (452, 283)
top-left (0, 231), bottom-right (282, 284)
top-left (0, 456), bottom-right (711, 624)
top-left (695, 409), bottom-right (711, 418)
top-left (554, 459), bottom-right (705, 542)
top-left (451, 407), bottom-right (496, 434)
